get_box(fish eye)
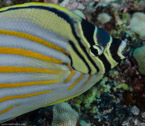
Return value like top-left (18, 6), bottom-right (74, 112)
top-left (89, 45), bottom-right (104, 56)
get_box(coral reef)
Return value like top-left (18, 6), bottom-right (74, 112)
top-left (51, 102), bottom-right (79, 126)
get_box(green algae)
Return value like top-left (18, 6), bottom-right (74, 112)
top-left (113, 83), bottom-right (133, 92)
top-left (72, 77), bottom-right (112, 110)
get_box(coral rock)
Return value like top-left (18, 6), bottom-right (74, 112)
top-left (131, 106), bottom-right (140, 115)
top-left (133, 45), bottom-right (145, 75)
top-left (129, 12), bottom-right (145, 38)
top-left (51, 102), bottom-right (79, 126)
top-left (97, 13), bottom-right (112, 24)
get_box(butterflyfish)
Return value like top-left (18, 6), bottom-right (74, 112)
top-left (0, 2), bottom-right (127, 123)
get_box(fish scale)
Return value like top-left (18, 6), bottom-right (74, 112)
top-left (0, 2), bottom-right (126, 123)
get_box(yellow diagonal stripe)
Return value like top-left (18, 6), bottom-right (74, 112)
top-left (68, 74), bottom-right (84, 90)
top-left (65, 69), bottom-right (75, 83)
top-left (0, 66), bottom-right (62, 73)
top-left (0, 47), bottom-right (65, 64)
top-left (0, 90), bottom-right (52, 103)
top-left (0, 80), bottom-right (59, 88)
top-left (0, 30), bottom-right (68, 56)
top-left (83, 74), bottom-right (92, 86)
top-left (0, 106), bottom-right (14, 114)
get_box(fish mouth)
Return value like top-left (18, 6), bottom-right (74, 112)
top-left (118, 40), bottom-right (127, 59)
top-left (121, 40), bottom-right (131, 57)
top-left (121, 40), bottom-right (127, 52)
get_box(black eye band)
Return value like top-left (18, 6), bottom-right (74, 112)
top-left (110, 38), bottom-right (122, 62)
top-left (90, 46), bottom-right (98, 56)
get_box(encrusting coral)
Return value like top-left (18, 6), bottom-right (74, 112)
top-left (133, 45), bottom-right (145, 75)
top-left (51, 102), bottom-right (79, 126)
top-left (129, 12), bottom-right (145, 39)
top-left (97, 13), bottom-right (112, 24)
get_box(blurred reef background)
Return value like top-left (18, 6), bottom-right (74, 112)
top-left (0, 0), bottom-right (145, 126)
